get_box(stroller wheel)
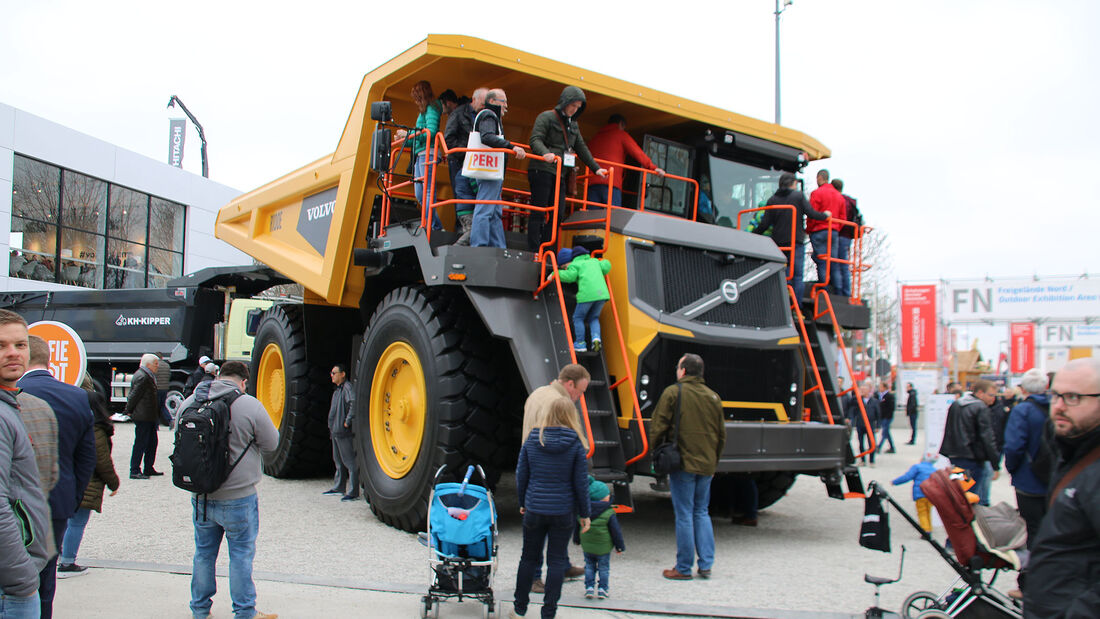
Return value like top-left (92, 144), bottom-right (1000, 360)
top-left (915, 611), bottom-right (951, 619)
top-left (419, 596), bottom-right (439, 619)
top-left (902, 591), bottom-right (942, 619)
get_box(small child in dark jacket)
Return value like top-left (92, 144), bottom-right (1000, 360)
top-left (892, 452), bottom-right (938, 532)
top-left (573, 478), bottom-right (624, 600)
top-left (557, 247), bottom-right (611, 353)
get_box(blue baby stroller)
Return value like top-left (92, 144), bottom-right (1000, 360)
top-left (418, 465), bottom-right (498, 619)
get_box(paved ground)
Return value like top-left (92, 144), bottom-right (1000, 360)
top-left (51, 421), bottom-right (1021, 618)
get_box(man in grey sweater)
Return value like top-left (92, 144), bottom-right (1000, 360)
top-left (175, 360), bottom-right (279, 619)
top-left (0, 309), bottom-right (52, 616)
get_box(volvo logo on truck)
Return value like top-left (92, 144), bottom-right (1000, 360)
top-left (115, 314), bottom-right (172, 327)
top-left (296, 186), bottom-right (339, 255)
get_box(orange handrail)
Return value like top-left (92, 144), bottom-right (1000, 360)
top-left (788, 284), bottom-right (835, 425)
top-left (603, 267), bottom-right (649, 466)
top-left (812, 288), bottom-right (876, 458)
top-left (810, 217), bottom-right (871, 304)
top-left (579, 158), bottom-right (701, 222)
top-left (735, 205), bottom-right (797, 281)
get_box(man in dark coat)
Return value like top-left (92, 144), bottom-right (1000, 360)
top-left (443, 88), bottom-right (486, 244)
top-left (1023, 358), bottom-right (1100, 616)
top-left (183, 355), bottom-right (211, 398)
top-left (18, 335), bottom-right (95, 618)
top-left (649, 353), bottom-right (725, 580)
top-left (876, 381), bottom-right (897, 454)
top-left (905, 383), bottom-right (919, 444)
top-left (124, 354), bottom-right (161, 480)
top-left (753, 173), bottom-right (831, 302)
top-left (323, 363), bottom-right (358, 501)
top-left (1002, 368), bottom-right (1051, 548)
top-left (846, 381), bottom-right (881, 466)
top-left (939, 379), bottom-right (1000, 506)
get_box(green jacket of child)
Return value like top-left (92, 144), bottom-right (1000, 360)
top-left (558, 254), bottom-right (611, 303)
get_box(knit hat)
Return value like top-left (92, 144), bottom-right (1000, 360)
top-left (571, 246), bottom-right (589, 257)
top-left (588, 479), bottom-right (609, 501)
top-left (198, 355), bottom-right (211, 365)
top-left (556, 247), bottom-right (573, 266)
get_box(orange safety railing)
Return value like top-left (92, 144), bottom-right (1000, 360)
top-left (787, 284), bottom-right (836, 425)
top-left (577, 158), bottom-right (701, 222)
top-left (735, 205), bottom-right (798, 281)
top-left (810, 218), bottom-right (871, 304)
top-left (812, 288), bottom-right (876, 459)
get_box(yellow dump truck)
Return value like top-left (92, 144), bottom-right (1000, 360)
top-left (215, 35), bottom-right (870, 532)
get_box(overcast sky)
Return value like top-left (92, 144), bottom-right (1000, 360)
top-left (3, 1), bottom-right (1097, 316)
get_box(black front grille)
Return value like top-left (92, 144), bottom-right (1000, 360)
top-left (630, 243), bottom-right (788, 329)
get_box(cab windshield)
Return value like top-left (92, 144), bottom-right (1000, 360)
top-left (707, 155), bottom-right (783, 228)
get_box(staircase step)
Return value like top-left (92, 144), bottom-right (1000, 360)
top-left (590, 468), bottom-right (630, 482)
top-left (586, 408), bottom-right (613, 418)
top-left (593, 440), bottom-right (620, 448)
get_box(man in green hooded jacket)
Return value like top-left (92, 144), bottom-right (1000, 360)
top-left (527, 86), bottom-right (607, 252)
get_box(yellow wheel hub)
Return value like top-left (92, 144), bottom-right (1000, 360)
top-left (257, 343), bottom-right (286, 429)
top-left (370, 341), bottom-right (426, 478)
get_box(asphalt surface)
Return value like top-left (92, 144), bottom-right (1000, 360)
top-left (51, 421), bottom-right (1022, 618)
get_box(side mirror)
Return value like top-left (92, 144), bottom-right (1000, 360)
top-left (370, 101), bottom-right (392, 122)
top-left (370, 128), bottom-right (392, 173)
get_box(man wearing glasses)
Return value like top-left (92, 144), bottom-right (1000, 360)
top-left (323, 364), bottom-right (358, 502)
top-left (1023, 358), bottom-right (1100, 617)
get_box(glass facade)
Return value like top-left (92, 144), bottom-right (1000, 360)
top-left (9, 155), bottom-right (187, 288)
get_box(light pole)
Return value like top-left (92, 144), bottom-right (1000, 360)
top-left (775, 0), bottom-right (793, 125)
top-left (166, 96), bottom-right (209, 178)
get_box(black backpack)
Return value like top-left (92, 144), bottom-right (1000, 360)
top-left (170, 389), bottom-right (253, 495)
top-left (840, 195), bottom-right (862, 239)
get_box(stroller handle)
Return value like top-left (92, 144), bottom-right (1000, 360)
top-left (433, 463), bottom-right (489, 487)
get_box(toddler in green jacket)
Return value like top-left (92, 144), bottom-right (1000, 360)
top-left (557, 247), bottom-right (611, 352)
top-left (573, 479), bottom-right (625, 599)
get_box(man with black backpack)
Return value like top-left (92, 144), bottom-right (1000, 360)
top-left (171, 360), bottom-right (278, 619)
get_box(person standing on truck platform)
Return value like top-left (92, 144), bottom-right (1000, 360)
top-left (0, 310), bottom-right (53, 619)
top-left (18, 334), bottom-right (95, 618)
top-left (1022, 358), bottom-right (1100, 617)
top-left (519, 364), bottom-right (590, 593)
top-left (176, 361), bottom-right (280, 619)
top-left (754, 173), bottom-right (831, 302)
top-left (125, 354), bottom-right (162, 480)
top-left (649, 353), bottom-right (724, 581)
top-left (322, 363), bottom-right (358, 502)
top-left (444, 88), bottom-right (488, 245)
top-left (584, 114), bottom-right (664, 207)
top-left (527, 86), bottom-right (607, 252)
top-left (184, 355), bottom-right (212, 398)
top-left (829, 178), bottom-right (857, 297)
top-left (394, 81), bottom-right (445, 230)
top-left (807, 169), bottom-right (846, 295)
top-left (471, 89), bottom-right (526, 249)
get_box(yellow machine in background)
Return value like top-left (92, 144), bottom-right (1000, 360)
top-left (215, 35), bottom-right (868, 532)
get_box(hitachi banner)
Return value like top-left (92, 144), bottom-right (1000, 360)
top-left (901, 285), bottom-right (937, 363)
top-left (944, 277), bottom-right (1100, 322)
top-left (168, 118), bottom-right (186, 167)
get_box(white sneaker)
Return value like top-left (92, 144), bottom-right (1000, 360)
top-left (109, 413), bottom-right (131, 422)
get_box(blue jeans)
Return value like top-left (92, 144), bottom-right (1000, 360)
top-left (572, 300), bottom-right (605, 348)
top-left (414, 153), bottom-right (443, 230)
top-left (471, 178), bottom-right (505, 248)
top-left (0, 591), bottom-right (40, 619)
top-left (514, 511), bottom-right (573, 619)
top-left (583, 552), bottom-right (610, 591)
top-left (977, 461), bottom-right (994, 507)
top-left (668, 471), bottom-right (715, 575)
top-left (585, 184), bottom-right (621, 207)
top-left (948, 458), bottom-right (991, 507)
top-left (835, 235), bottom-right (852, 296)
top-left (808, 230), bottom-right (842, 294)
top-left (877, 418), bottom-right (896, 453)
top-left (60, 508), bottom-right (92, 564)
top-left (190, 494), bottom-right (260, 619)
top-left (790, 242), bottom-right (807, 302)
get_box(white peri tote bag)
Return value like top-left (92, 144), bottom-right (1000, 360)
top-left (461, 110), bottom-right (506, 181)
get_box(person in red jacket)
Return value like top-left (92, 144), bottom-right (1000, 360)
top-left (585, 114), bottom-right (664, 207)
top-left (807, 169), bottom-right (847, 295)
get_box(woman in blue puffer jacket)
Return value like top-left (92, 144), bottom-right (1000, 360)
top-left (512, 398), bottom-right (591, 619)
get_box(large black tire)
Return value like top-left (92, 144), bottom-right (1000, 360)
top-left (710, 471), bottom-right (797, 516)
top-left (163, 380), bottom-right (187, 423)
top-left (756, 471), bottom-right (797, 509)
top-left (250, 304), bottom-right (333, 478)
top-left (355, 286), bottom-right (514, 532)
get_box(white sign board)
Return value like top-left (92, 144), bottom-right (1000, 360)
top-left (943, 278), bottom-right (1100, 322)
top-left (923, 394), bottom-right (956, 457)
top-left (897, 368), bottom-right (940, 413)
top-left (1039, 323), bottom-right (1100, 347)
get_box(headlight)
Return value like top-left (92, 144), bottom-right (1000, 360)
top-left (640, 390), bottom-right (648, 401)
top-left (789, 397), bottom-right (797, 406)
top-left (640, 374), bottom-right (650, 386)
top-left (790, 382), bottom-right (797, 393)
